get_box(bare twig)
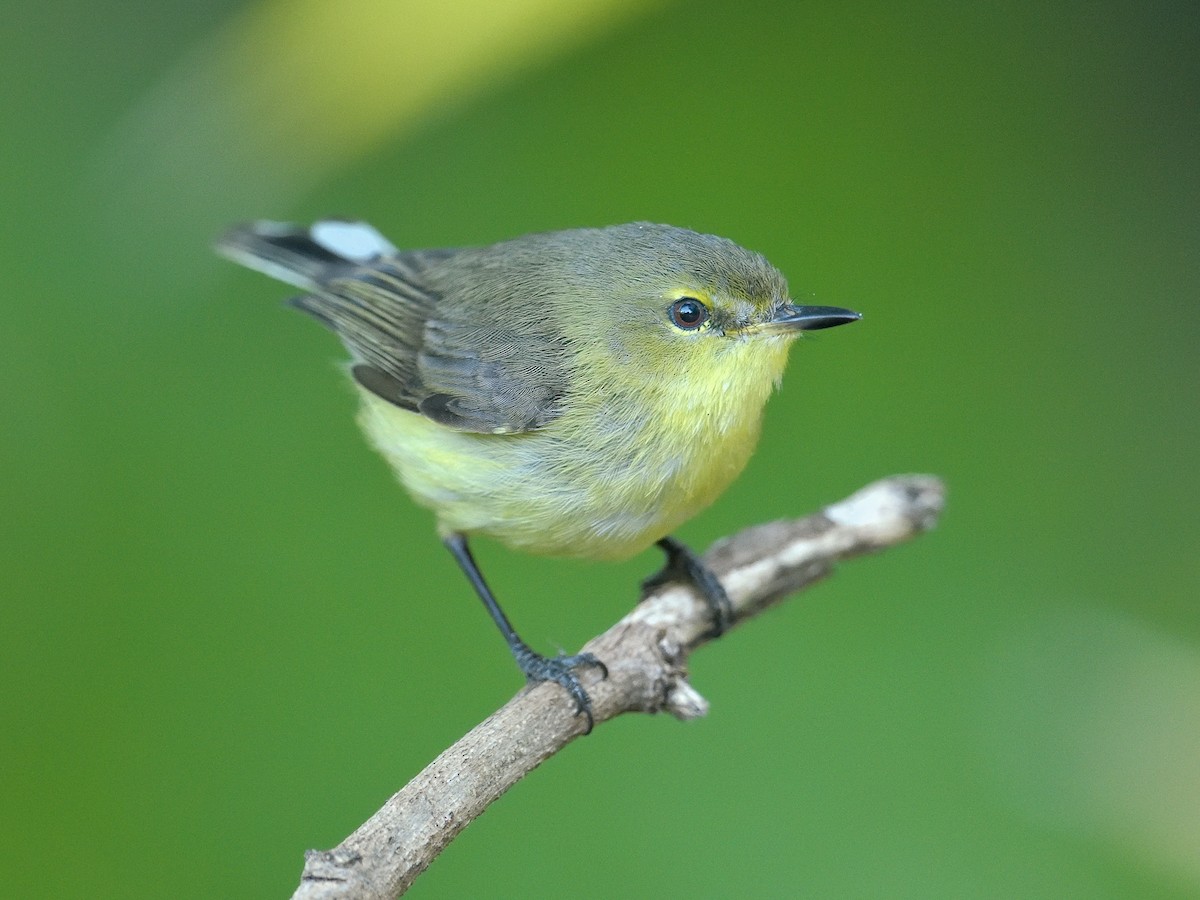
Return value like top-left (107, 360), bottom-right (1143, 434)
top-left (291, 474), bottom-right (945, 899)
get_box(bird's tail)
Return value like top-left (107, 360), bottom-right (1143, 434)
top-left (214, 219), bottom-right (399, 289)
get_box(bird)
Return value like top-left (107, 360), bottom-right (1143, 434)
top-left (216, 219), bottom-right (860, 730)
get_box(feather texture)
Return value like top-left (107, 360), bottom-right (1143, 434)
top-left (218, 220), bottom-right (835, 559)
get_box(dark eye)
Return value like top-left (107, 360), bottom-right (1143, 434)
top-left (669, 297), bottom-right (708, 329)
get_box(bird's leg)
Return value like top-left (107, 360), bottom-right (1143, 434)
top-left (643, 536), bottom-right (734, 638)
top-left (442, 533), bottom-right (608, 733)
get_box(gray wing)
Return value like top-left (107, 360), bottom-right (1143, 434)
top-left (302, 258), bottom-right (570, 434)
top-left (219, 220), bottom-right (570, 433)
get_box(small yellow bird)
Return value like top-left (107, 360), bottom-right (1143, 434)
top-left (217, 220), bottom-right (859, 728)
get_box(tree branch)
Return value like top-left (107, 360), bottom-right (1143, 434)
top-left (291, 474), bottom-right (945, 899)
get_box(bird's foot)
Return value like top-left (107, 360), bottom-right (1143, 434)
top-left (643, 536), bottom-right (734, 638)
top-left (512, 645), bottom-right (608, 733)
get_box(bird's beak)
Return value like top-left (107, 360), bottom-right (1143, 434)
top-left (760, 303), bottom-right (862, 333)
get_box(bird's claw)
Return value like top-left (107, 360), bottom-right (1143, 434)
top-left (513, 647), bottom-right (607, 733)
top-left (645, 536), bottom-right (735, 637)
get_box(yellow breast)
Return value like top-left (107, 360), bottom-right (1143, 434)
top-left (356, 333), bottom-right (795, 560)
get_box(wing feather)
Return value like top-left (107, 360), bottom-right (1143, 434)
top-left (221, 221), bottom-right (570, 434)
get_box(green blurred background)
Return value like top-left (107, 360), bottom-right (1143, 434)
top-left (3, 0), bottom-right (1198, 896)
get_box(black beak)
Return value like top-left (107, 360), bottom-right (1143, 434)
top-left (770, 304), bottom-right (862, 331)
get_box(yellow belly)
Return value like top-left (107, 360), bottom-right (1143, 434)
top-left (356, 336), bottom-right (792, 560)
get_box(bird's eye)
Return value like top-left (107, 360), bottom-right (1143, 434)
top-left (669, 297), bottom-right (708, 330)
